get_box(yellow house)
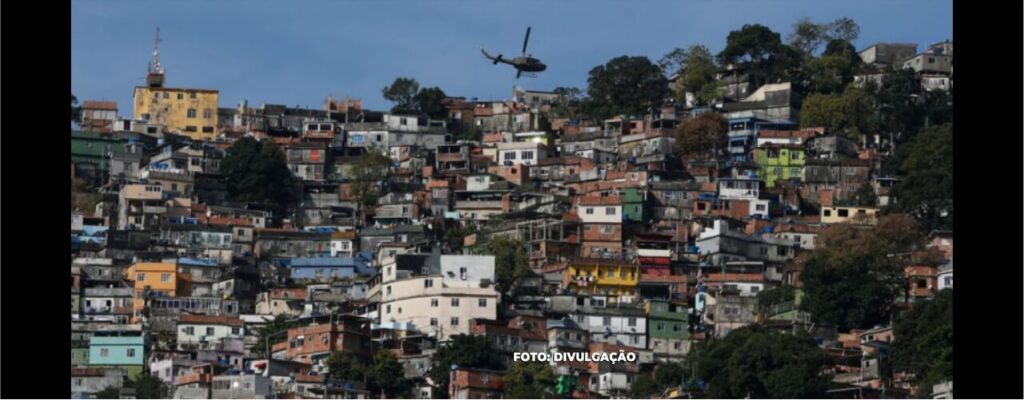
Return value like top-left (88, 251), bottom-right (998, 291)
top-left (565, 260), bottom-right (639, 298)
top-left (127, 262), bottom-right (178, 314)
top-left (820, 206), bottom-right (879, 225)
top-left (133, 86), bottom-right (219, 141)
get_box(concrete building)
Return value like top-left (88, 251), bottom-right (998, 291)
top-left (117, 184), bottom-right (166, 231)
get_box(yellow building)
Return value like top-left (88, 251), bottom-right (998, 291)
top-left (133, 28), bottom-right (219, 141)
top-left (820, 206), bottom-right (879, 225)
top-left (133, 86), bottom-right (219, 141)
top-left (127, 262), bottom-right (178, 313)
top-left (565, 259), bottom-right (639, 299)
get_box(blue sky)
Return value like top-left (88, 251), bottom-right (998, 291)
top-left (72, 0), bottom-right (951, 113)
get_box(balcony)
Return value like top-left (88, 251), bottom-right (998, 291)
top-left (437, 153), bottom-right (469, 162)
top-left (455, 200), bottom-right (503, 209)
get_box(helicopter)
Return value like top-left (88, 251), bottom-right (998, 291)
top-left (481, 27), bottom-right (547, 79)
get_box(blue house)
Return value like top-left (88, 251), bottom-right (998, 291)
top-left (88, 333), bottom-right (146, 379)
top-left (286, 252), bottom-right (374, 282)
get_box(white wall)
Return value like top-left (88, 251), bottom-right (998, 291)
top-left (576, 204), bottom-right (621, 224)
top-left (177, 323), bottom-right (245, 347)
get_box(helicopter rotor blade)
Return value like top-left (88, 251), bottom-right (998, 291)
top-left (522, 27), bottom-right (531, 55)
top-left (516, 69), bottom-right (523, 79)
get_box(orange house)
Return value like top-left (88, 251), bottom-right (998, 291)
top-left (127, 261), bottom-right (178, 315)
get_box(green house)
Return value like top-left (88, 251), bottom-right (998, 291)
top-left (646, 299), bottom-right (689, 340)
top-left (753, 145), bottom-right (805, 187)
top-left (88, 333), bottom-right (146, 379)
top-left (621, 188), bottom-right (645, 223)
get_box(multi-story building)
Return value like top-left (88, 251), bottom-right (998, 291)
top-left (127, 261), bottom-right (178, 314)
top-left (646, 299), bottom-right (690, 362)
top-left (284, 315), bottom-right (371, 365)
top-left (377, 254), bottom-right (499, 341)
top-left (132, 43), bottom-right (220, 140)
top-left (753, 144), bottom-right (805, 187)
top-left (576, 196), bottom-right (624, 259)
top-left (117, 184), bottom-right (166, 231)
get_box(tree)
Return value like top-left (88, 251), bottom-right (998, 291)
top-left (349, 149), bottom-right (392, 223)
top-left (220, 137), bottom-right (297, 212)
top-left (675, 111), bottom-right (727, 160)
top-left (129, 373), bottom-right (169, 399)
top-left (443, 224), bottom-right (478, 252)
top-left (585, 56), bottom-right (669, 121)
top-left (479, 236), bottom-right (532, 303)
top-left (663, 45), bottom-right (720, 106)
top-left (891, 289), bottom-right (952, 397)
top-left (94, 385), bottom-right (121, 399)
top-left (891, 124), bottom-right (953, 231)
top-left (799, 214), bottom-right (923, 331)
top-left (800, 86), bottom-right (877, 140)
top-left (692, 326), bottom-right (833, 398)
top-left (327, 351), bottom-right (366, 382)
top-left (787, 18), bottom-right (860, 57)
top-left (503, 361), bottom-right (556, 399)
top-left (800, 41), bottom-right (862, 95)
top-left (654, 361), bottom-right (688, 389)
top-left (719, 24), bottom-right (803, 88)
top-left (628, 373), bottom-right (661, 398)
top-left (428, 334), bottom-right (504, 398)
top-left (549, 86), bottom-right (585, 120)
top-left (382, 77), bottom-right (421, 114)
top-left (368, 349), bottom-right (412, 397)
top-left (71, 93), bottom-right (83, 125)
top-left (252, 314), bottom-right (296, 358)
top-left (415, 86), bottom-right (448, 119)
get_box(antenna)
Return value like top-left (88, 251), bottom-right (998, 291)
top-left (149, 27), bottom-right (164, 75)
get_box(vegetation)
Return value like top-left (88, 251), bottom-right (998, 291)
top-left (675, 111), bottom-right (728, 159)
top-left (585, 55), bottom-right (670, 121)
top-left (690, 326), bottom-right (833, 398)
top-left (717, 24), bottom-right (803, 90)
top-left (503, 361), bottom-right (556, 399)
top-left (349, 149), bottom-right (392, 221)
top-left (251, 314), bottom-right (297, 358)
top-left (891, 289), bottom-right (953, 397)
top-left (889, 123), bottom-right (954, 231)
top-left (786, 17), bottom-right (860, 57)
top-left (382, 77), bottom-right (448, 119)
top-left (478, 236), bottom-right (532, 303)
top-left (799, 86), bottom-right (877, 141)
top-left (660, 45), bottom-right (721, 106)
top-left (220, 137), bottom-right (296, 210)
top-left (428, 334), bottom-right (504, 398)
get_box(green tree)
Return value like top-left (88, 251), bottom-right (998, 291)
top-left (799, 214), bottom-right (923, 331)
top-left (327, 351), bottom-right (366, 382)
top-left (349, 149), bottom-right (392, 222)
top-left (71, 93), bottom-right (83, 124)
top-left (368, 349), bottom-right (412, 397)
top-left (503, 361), bottom-right (556, 399)
top-left (585, 56), bottom-right (670, 121)
top-left (382, 77), bottom-right (421, 114)
top-left (891, 124), bottom-right (953, 231)
top-left (692, 326), bottom-right (833, 398)
top-left (675, 111), bottom-right (727, 160)
top-left (891, 289), bottom-right (953, 397)
top-left (663, 45), bottom-right (720, 106)
top-left (428, 335), bottom-right (504, 398)
top-left (415, 86), bottom-right (448, 119)
top-left (443, 224), bottom-right (478, 252)
top-left (220, 137), bottom-right (297, 211)
top-left (129, 373), bottom-right (169, 399)
top-left (787, 17), bottom-right (860, 57)
top-left (628, 373), bottom-right (661, 398)
top-left (654, 361), bottom-right (688, 389)
top-left (800, 86), bottom-right (877, 140)
top-left (94, 385), bottom-right (121, 399)
top-left (455, 123), bottom-right (483, 142)
top-left (719, 24), bottom-right (803, 88)
top-left (800, 40), bottom-right (862, 95)
top-left (479, 236), bottom-right (531, 303)
top-left (252, 314), bottom-right (296, 358)
top-left (549, 86), bottom-right (585, 120)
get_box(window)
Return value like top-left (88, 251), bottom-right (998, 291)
top-left (656, 322), bottom-right (665, 330)
top-left (206, 327), bottom-right (215, 336)
top-left (202, 126), bottom-right (214, 133)
top-left (603, 317), bottom-right (611, 326)
top-left (127, 348), bottom-right (136, 357)
top-left (838, 209), bottom-right (849, 217)
top-left (161, 273), bottom-right (171, 282)
top-left (503, 152), bottom-right (516, 161)
top-left (450, 317), bottom-right (459, 327)
top-left (185, 126), bottom-right (197, 132)
top-left (600, 225), bottom-right (613, 234)
top-left (177, 93), bottom-right (184, 100)
top-left (916, 279), bottom-right (927, 288)
top-left (674, 342), bottom-right (682, 350)
top-left (756, 204), bottom-right (766, 211)
top-left (191, 92), bottom-right (198, 99)
top-left (751, 286), bottom-right (761, 293)
top-left (585, 207), bottom-right (594, 215)
top-left (232, 327), bottom-right (241, 335)
top-left (386, 286), bottom-right (392, 295)
top-left (385, 305), bottom-right (391, 313)
top-left (628, 318), bottom-right (636, 327)
top-left (631, 336), bottom-right (639, 344)
top-left (451, 298), bottom-right (460, 307)
top-left (163, 92), bottom-right (169, 99)
top-left (187, 108), bottom-right (197, 118)
top-left (100, 348), bottom-right (109, 357)
top-left (424, 279), bottom-right (434, 288)
top-left (185, 326), bottom-right (194, 335)
top-left (605, 207), bottom-right (616, 215)
top-left (522, 151), bottom-right (534, 160)
top-left (944, 277), bottom-right (952, 286)
top-left (823, 209), bottom-right (832, 217)
top-left (431, 298), bottom-right (439, 307)
top-left (138, 273), bottom-right (146, 282)
top-left (479, 298), bottom-right (487, 307)
top-left (430, 318), bottom-right (438, 326)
